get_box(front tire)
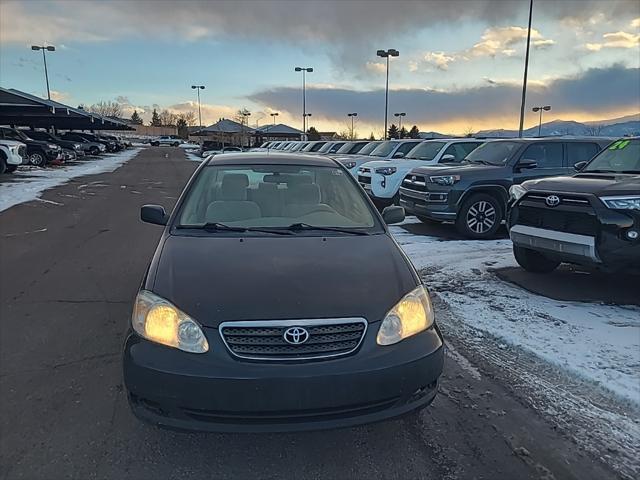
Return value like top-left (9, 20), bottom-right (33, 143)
top-left (513, 245), bottom-right (560, 273)
top-left (29, 152), bottom-right (46, 167)
top-left (456, 193), bottom-right (503, 239)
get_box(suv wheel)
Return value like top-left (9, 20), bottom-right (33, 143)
top-left (89, 146), bottom-right (100, 155)
top-left (173, 142), bottom-right (179, 147)
top-left (513, 245), bottom-right (560, 273)
top-left (29, 152), bottom-right (46, 167)
top-left (456, 193), bottom-right (503, 239)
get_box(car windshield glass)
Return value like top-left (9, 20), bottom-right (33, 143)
top-left (406, 142), bottom-right (445, 160)
top-left (177, 164), bottom-right (380, 231)
top-left (317, 143), bottom-right (334, 153)
top-left (370, 141), bottom-right (398, 157)
top-left (465, 141), bottom-right (519, 165)
top-left (336, 142), bottom-right (354, 154)
top-left (357, 142), bottom-right (380, 155)
top-left (583, 139), bottom-right (640, 173)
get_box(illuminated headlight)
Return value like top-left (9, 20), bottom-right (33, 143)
top-left (429, 175), bottom-right (460, 186)
top-left (377, 285), bottom-right (435, 346)
top-left (132, 290), bottom-right (209, 353)
top-left (47, 143), bottom-right (60, 149)
top-left (600, 196), bottom-right (640, 210)
top-left (343, 161), bottom-right (357, 169)
top-left (509, 184), bottom-right (528, 202)
top-left (375, 166), bottom-right (397, 176)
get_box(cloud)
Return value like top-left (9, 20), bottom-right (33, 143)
top-left (248, 65), bottom-right (640, 130)
top-left (586, 31), bottom-right (640, 51)
top-left (631, 17), bottom-right (640, 28)
top-left (423, 52), bottom-right (455, 71)
top-left (50, 91), bottom-right (71, 102)
top-left (365, 62), bottom-right (386, 74)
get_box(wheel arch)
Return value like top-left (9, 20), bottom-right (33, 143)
top-left (457, 185), bottom-right (509, 211)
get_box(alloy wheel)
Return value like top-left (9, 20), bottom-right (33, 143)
top-left (29, 153), bottom-right (45, 166)
top-left (466, 200), bottom-right (496, 234)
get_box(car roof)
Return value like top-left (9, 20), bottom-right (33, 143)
top-left (206, 152), bottom-right (340, 167)
top-left (480, 137), bottom-right (614, 143)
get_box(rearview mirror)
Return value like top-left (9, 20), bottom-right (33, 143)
top-left (392, 152), bottom-right (405, 159)
top-left (141, 205), bottom-right (168, 225)
top-left (573, 161), bottom-right (587, 172)
top-left (382, 205), bottom-right (405, 224)
top-left (440, 154), bottom-right (456, 163)
top-left (516, 158), bottom-right (537, 171)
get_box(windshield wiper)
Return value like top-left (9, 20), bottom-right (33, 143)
top-left (285, 223), bottom-right (370, 235)
top-left (177, 222), bottom-right (293, 235)
top-left (581, 169), bottom-right (618, 174)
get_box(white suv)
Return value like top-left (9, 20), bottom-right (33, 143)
top-left (337, 140), bottom-right (421, 176)
top-left (151, 136), bottom-right (181, 147)
top-left (358, 139), bottom-right (484, 206)
top-left (0, 139), bottom-right (27, 174)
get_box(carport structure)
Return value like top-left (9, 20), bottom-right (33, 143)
top-left (255, 123), bottom-right (304, 143)
top-left (0, 88), bottom-right (132, 132)
top-left (192, 118), bottom-right (256, 147)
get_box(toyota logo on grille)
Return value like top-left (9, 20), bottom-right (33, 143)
top-left (545, 195), bottom-right (561, 207)
top-left (283, 327), bottom-right (309, 345)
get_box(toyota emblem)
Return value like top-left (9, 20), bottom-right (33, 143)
top-left (545, 195), bottom-right (561, 207)
top-left (283, 327), bottom-right (310, 345)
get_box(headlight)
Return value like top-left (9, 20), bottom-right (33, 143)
top-left (74, 143), bottom-right (82, 149)
top-left (509, 184), bottom-right (528, 202)
top-left (429, 175), bottom-right (460, 186)
top-left (375, 166), bottom-right (397, 176)
top-left (132, 290), bottom-right (209, 353)
top-left (99, 144), bottom-right (106, 151)
top-left (343, 161), bottom-right (356, 169)
top-left (47, 143), bottom-right (59, 149)
top-left (377, 285), bottom-right (434, 346)
top-left (600, 196), bottom-right (640, 210)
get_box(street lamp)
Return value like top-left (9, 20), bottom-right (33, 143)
top-left (347, 113), bottom-right (358, 140)
top-left (270, 112), bottom-right (279, 125)
top-left (241, 111), bottom-right (251, 147)
top-left (394, 112), bottom-right (406, 136)
top-left (191, 85), bottom-right (205, 140)
top-left (294, 67), bottom-right (313, 134)
top-left (532, 105), bottom-right (551, 137)
top-left (31, 45), bottom-right (55, 100)
top-left (518, 0), bottom-right (534, 137)
top-left (376, 48), bottom-right (399, 140)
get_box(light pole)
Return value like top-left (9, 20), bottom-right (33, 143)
top-left (532, 105), bottom-right (551, 137)
top-left (31, 45), bottom-right (55, 100)
top-left (377, 49), bottom-right (399, 140)
top-left (241, 111), bottom-right (251, 147)
top-left (518, 0), bottom-right (534, 138)
top-left (347, 113), bottom-right (358, 140)
top-left (294, 67), bottom-right (313, 134)
top-left (270, 112), bottom-right (279, 125)
top-left (191, 85), bottom-right (205, 141)
top-left (394, 112), bottom-right (406, 136)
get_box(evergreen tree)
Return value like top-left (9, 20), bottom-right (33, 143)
top-left (176, 118), bottom-right (188, 139)
top-left (369, 132), bottom-right (376, 141)
top-left (307, 126), bottom-right (320, 140)
top-left (150, 109), bottom-right (162, 127)
top-left (408, 125), bottom-right (420, 139)
top-left (399, 126), bottom-right (407, 139)
top-left (130, 110), bottom-right (143, 125)
top-left (387, 124), bottom-right (399, 139)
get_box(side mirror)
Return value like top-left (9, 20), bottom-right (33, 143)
top-left (392, 152), bottom-right (405, 159)
top-left (382, 205), bottom-right (405, 224)
top-left (141, 205), bottom-right (168, 226)
top-left (573, 161), bottom-right (587, 172)
top-left (516, 158), bottom-right (537, 171)
top-left (440, 154), bottom-right (456, 163)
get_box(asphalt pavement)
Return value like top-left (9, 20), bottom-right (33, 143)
top-left (0, 147), bottom-right (621, 480)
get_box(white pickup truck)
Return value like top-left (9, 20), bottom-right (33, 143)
top-left (0, 139), bottom-right (26, 174)
top-left (150, 136), bottom-right (181, 147)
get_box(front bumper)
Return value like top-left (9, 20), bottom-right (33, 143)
top-left (123, 325), bottom-right (444, 432)
top-left (510, 225), bottom-right (599, 262)
top-left (399, 187), bottom-right (457, 220)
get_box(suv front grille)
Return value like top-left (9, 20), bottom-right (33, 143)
top-left (219, 319), bottom-right (367, 361)
top-left (517, 194), bottom-right (597, 236)
top-left (358, 175), bottom-right (371, 185)
top-left (402, 174), bottom-right (428, 192)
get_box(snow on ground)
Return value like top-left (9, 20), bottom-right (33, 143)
top-left (0, 148), bottom-right (143, 213)
top-left (390, 218), bottom-right (640, 405)
top-left (185, 150), bottom-right (204, 162)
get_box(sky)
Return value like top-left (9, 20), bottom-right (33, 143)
top-left (1, 0), bottom-right (639, 136)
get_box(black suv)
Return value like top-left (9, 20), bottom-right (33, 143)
top-left (0, 126), bottom-right (62, 167)
top-left (399, 138), bottom-right (611, 239)
top-left (27, 131), bottom-right (86, 158)
top-left (508, 137), bottom-right (640, 274)
top-left (62, 132), bottom-right (118, 152)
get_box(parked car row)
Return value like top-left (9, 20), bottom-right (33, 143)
top-left (0, 126), bottom-right (132, 174)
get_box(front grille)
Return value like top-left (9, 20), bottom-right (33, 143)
top-left (358, 175), bottom-right (371, 185)
top-left (402, 174), bottom-right (428, 192)
top-left (220, 319), bottom-right (367, 361)
top-left (517, 206), bottom-right (598, 236)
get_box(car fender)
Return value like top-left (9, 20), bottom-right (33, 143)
top-left (456, 184), bottom-right (510, 210)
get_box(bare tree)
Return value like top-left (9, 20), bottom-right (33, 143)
top-left (585, 124), bottom-right (604, 136)
top-left (88, 100), bottom-right (123, 118)
top-left (462, 125), bottom-right (475, 137)
top-left (158, 109), bottom-right (178, 127)
top-left (178, 111), bottom-right (197, 126)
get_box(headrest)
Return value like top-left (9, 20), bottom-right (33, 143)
top-left (219, 173), bottom-right (249, 201)
top-left (287, 183), bottom-right (320, 204)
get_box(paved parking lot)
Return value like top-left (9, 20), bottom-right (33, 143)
top-left (0, 147), bottom-right (635, 480)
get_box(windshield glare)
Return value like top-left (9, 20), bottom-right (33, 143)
top-left (317, 142), bottom-right (334, 153)
top-left (583, 139), bottom-right (640, 173)
top-left (358, 142), bottom-right (380, 155)
top-left (406, 142), bottom-right (445, 160)
top-left (178, 164), bottom-right (378, 230)
top-left (370, 141), bottom-right (398, 157)
top-left (465, 141), bottom-right (519, 165)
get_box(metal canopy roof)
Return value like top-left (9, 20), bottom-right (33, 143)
top-left (0, 88), bottom-right (133, 130)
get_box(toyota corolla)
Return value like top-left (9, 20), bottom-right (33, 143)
top-left (123, 153), bottom-right (444, 432)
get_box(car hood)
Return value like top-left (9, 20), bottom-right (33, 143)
top-left (336, 155), bottom-right (382, 164)
top-left (149, 233), bottom-right (418, 327)
top-left (411, 162), bottom-right (504, 176)
top-left (523, 173), bottom-right (640, 196)
top-left (360, 159), bottom-right (433, 171)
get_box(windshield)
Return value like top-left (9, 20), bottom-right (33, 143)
top-left (317, 142), bottom-right (334, 153)
top-left (583, 139), bottom-right (640, 173)
top-left (370, 141), bottom-right (398, 157)
top-left (465, 141), bottom-right (519, 165)
top-left (406, 142), bottom-right (445, 160)
top-left (336, 141), bottom-right (365, 154)
top-left (177, 164), bottom-right (379, 231)
top-left (357, 142), bottom-right (380, 155)
top-left (28, 131), bottom-right (53, 141)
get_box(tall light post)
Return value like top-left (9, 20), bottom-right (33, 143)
top-left (377, 48), bottom-right (399, 140)
top-left (347, 112), bottom-right (358, 139)
top-left (394, 112), bottom-right (406, 136)
top-left (31, 45), bottom-right (55, 100)
top-left (241, 111), bottom-right (251, 147)
top-left (294, 67), bottom-right (313, 134)
top-left (191, 85), bottom-right (205, 141)
top-left (532, 105), bottom-right (551, 137)
top-left (270, 112), bottom-right (279, 125)
top-left (518, 0), bottom-right (534, 138)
